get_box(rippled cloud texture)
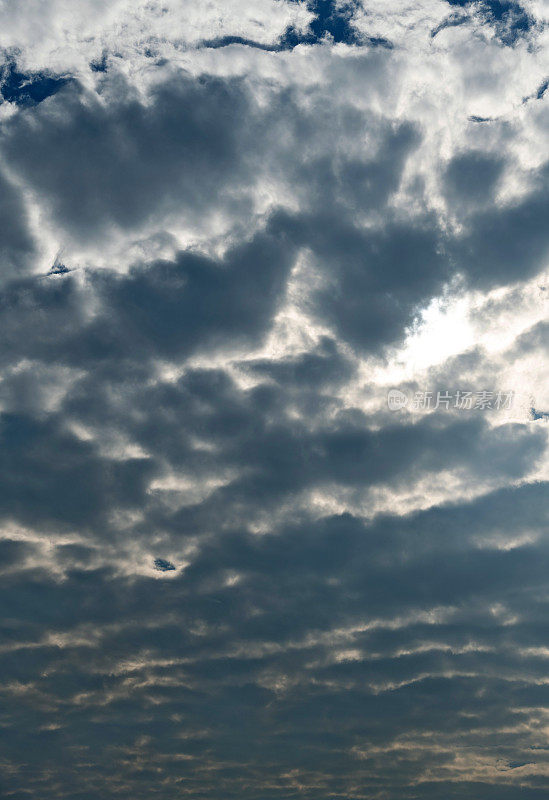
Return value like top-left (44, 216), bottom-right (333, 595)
top-left (0, 1), bottom-right (548, 798)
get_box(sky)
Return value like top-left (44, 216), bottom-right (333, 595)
top-left (0, 0), bottom-right (548, 798)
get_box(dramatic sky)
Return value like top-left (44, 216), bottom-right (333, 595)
top-left (0, 1), bottom-right (548, 798)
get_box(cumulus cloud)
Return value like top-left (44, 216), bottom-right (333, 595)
top-left (0, 1), bottom-right (547, 798)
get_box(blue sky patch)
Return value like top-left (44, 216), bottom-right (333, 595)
top-left (0, 61), bottom-right (70, 106)
top-left (446, 0), bottom-right (536, 44)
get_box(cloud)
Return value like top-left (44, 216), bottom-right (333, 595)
top-left (0, 0), bottom-right (548, 798)
top-left (445, 0), bottom-right (538, 45)
top-left (0, 169), bottom-right (36, 278)
top-left (443, 149), bottom-right (505, 205)
top-left (0, 72), bottom-right (253, 245)
top-left (452, 163), bottom-right (549, 287)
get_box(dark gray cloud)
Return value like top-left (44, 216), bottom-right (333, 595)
top-left (451, 164), bottom-right (549, 286)
top-left (1, 479), bottom-right (548, 798)
top-left (0, 168), bottom-right (36, 278)
top-left (0, 412), bottom-right (153, 530)
top-left (443, 150), bottom-right (505, 205)
top-left (0, 215), bottom-right (296, 368)
top-left (243, 336), bottom-right (354, 389)
top-left (0, 72), bottom-right (252, 242)
top-left (303, 213), bottom-right (448, 351)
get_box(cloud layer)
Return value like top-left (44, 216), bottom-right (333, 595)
top-left (0, 0), bottom-right (548, 797)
